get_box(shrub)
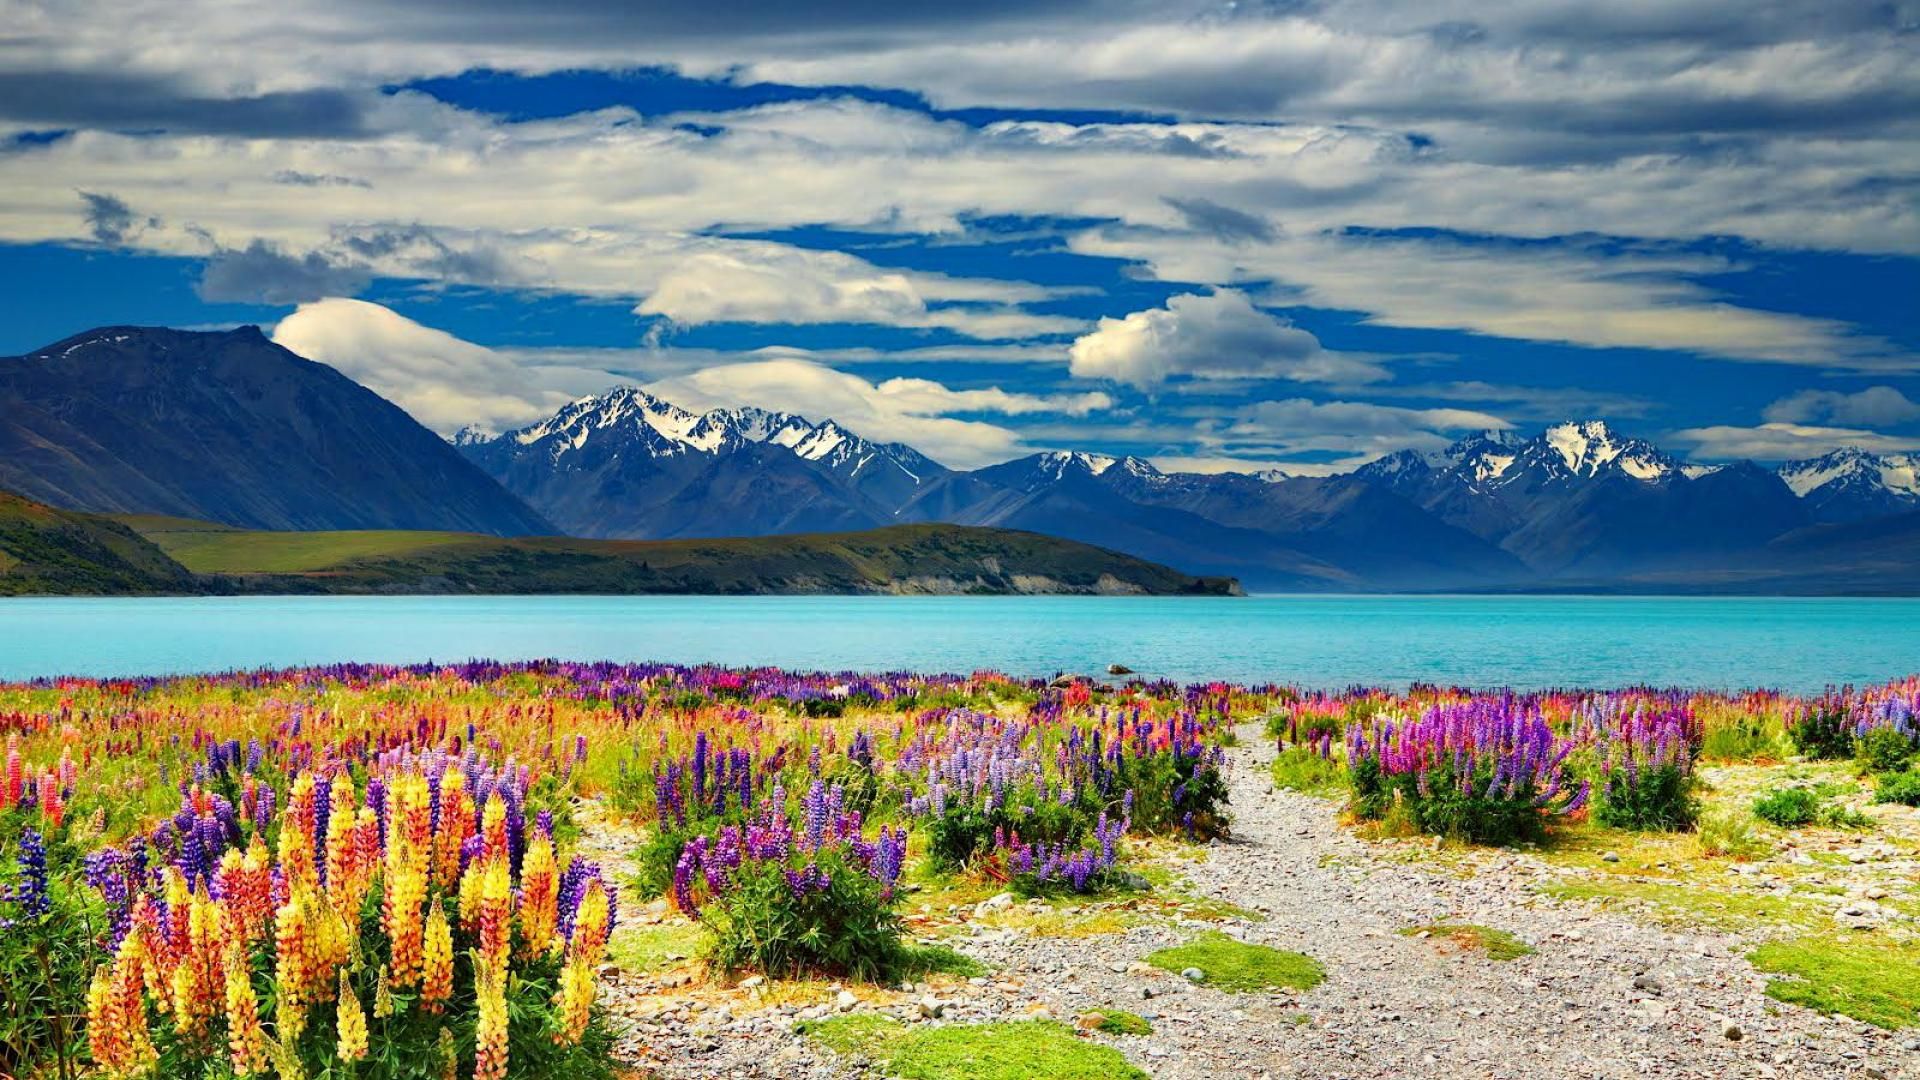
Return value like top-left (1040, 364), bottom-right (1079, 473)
top-left (1788, 703), bottom-right (1855, 760)
top-left (1753, 785), bottom-right (1870, 829)
top-left (1874, 770), bottom-right (1920, 806)
top-left (1592, 707), bottom-right (1699, 831)
top-left (1856, 726), bottom-right (1918, 775)
top-left (1698, 713), bottom-right (1781, 763)
top-left (1753, 786), bottom-right (1821, 827)
top-left (1346, 702), bottom-right (1588, 845)
top-left (673, 780), bottom-right (911, 980)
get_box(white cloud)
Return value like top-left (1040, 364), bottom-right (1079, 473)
top-left (644, 358), bottom-right (1109, 468)
top-left (635, 248), bottom-right (1081, 339)
top-left (271, 298), bottom-right (616, 433)
top-left (1668, 421), bottom-right (1920, 461)
top-left (1068, 290), bottom-right (1386, 389)
top-left (1762, 385), bottom-right (1920, 426)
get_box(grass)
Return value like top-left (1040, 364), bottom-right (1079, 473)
top-left (795, 1017), bottom-right (1148, 1079)
top-left (1399, 923), bottom-right (1535, 961)
top-left (1270, 744), bottom-right (1346, 795)
top-left (1749, 939), bottom-right (1920, 1029)
top-left (605, 922), bottom-right (709, 974)
top-left (1541, 880), bottom-right (1821, 932)
top-left (897, 942), bottom-right (991, 979)
top-left (1144, 932), bottom-right (1326, 992)
top-left (1081, 1008), bottom-right (1153, 1035)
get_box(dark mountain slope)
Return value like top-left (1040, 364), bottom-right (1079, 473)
top-left (0, 489), bottom-right (202, 595)
top-left (0, 326), bottom-right (552, 535)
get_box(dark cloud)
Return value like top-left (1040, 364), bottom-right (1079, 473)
top-left (339, 225), bottom-right (515, 286)
top-left (272, 170), bottom-right (373, 188)
top-left (1164, 197), bottom-right (1275, 243)
top-left (195, 240), bottom-right (373, 304)
top-left (0, 72), bottom-right (382, 138)
top-left (77, 190), bottom-right (137, 244)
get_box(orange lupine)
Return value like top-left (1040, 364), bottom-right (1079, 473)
top-left (476, 856), bottom-right (513, 973)
top-left (273, 897), bottom-right (310, 1037)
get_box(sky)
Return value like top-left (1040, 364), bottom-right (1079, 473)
top-left (1, 1), bottom-right (1917, 473)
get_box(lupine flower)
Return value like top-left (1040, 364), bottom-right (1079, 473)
top-left (224, 937), bottom-right (269, 1077)
top-left (473, 964), bottom-right (510, 1080)
top-left (336, 970), bottom-right (369, 1062)
top-left (421, 898), bottom-right (454, 1013)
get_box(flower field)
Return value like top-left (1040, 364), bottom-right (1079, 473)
top-left (2, 662), bottom-right (1918, 1077)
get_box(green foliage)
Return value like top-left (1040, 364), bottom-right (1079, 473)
top-left (1750, 939), bottom-right (1920, 1029)
top-left (0, 856), bottom-right (97, 1079)
top-left (1269, 744), bottom-right (1345, 795)
top-left (1788, 705), bottom-right (1855, 760)
top-left (895, 943), bottom-right (990, 980)
top-left (1144, 932), bottom-right (1326, 992)
top-left (1399, 923), bottom-right (1534, 961)
top-left (1873, 770), bottom-right (1920, 806)
top-left (703, 848), bottom-right (904, 981)
top-left (1856, 727), bottom-right (1918, 775)
top-left (793, 1014), bottom-right (905, 1056)
top-left (1593, 760), bottom-right (1698, 832)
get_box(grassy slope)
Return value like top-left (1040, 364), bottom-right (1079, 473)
top-left (115, 517), bottom-right (1241, 596)
top-left (0, 492), bottom-right (202, 595)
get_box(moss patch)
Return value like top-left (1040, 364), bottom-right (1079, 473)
top-left (1145, 931), bottom-right (1325, 992)
top-left (1082, 1008), bottom-right (1153, 1035)
top-left (792, 1014), bottom-right (905, 1056)
top-left (897, 942), bottom-right (991, 979)
top-left (1399, 923), bottom-right (1534, 961)
top-left (797, 1018), bottom-right (1147, 1080)
top-left (1749, 939), bottom-right (1920, 1030)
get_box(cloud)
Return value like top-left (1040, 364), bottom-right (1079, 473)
top-left (645, 358), bottom-right (1104, 467)
top-left (196, 239), bottom-right (373, 305)
top-left (77, 190), bottom-right (138, 244)
top-left (636, 248), bottom-right (1080, 340)
top-left (1762, 386), bottom-right (1920, 427)
top-left (1068, 290), bottom-right (1385, 390)
top-left (1371, 380), bottom-right (1659, 420)
top-left (271, 298), bottom-right (611, 433)
top-left (1216, 397), bottom-right (1512, 461)
top-left (1163, 196), bottom-right (1276, 242)
top-left (1668, 421), bottom-right (1920, 462)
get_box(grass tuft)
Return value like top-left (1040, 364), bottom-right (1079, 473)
top-left (792, 1014), bottom-right (906, 1056)
top-left (1082, 1008), bottom-right (1153, 1035)
top-left (1145, 931), bottom-right (1326, 992)
top-left (1749, 939), bottom-right (1920, 1029)
top-left (1399, 922), bottom-right (1534, 961)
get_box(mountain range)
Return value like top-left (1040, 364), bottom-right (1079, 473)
top-left (4, 325), bottom-right (1918, 593)
top-left (462, 388), bottom-right (1920, 591)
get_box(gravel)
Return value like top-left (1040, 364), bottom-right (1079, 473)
top-left (601, 727), bottom-right (1917, 1079)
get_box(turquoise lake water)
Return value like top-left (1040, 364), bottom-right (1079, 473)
top-left (1, 595), bottom-right (1915, 692)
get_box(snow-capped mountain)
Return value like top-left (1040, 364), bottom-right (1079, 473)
top-left (458, 386), bottom-right (945, 539)
top-left (1777, 448), bottom-right (1920, 523)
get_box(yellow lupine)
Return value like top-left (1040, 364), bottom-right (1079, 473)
top-left (473, 964), bottom-right (509, 1080)
top-left (336, 970), bottom-right (369, 1063)
top-left (223, 938), bottom-right (268, 1077)
top-left (517, 830), bottom-right (559, 957)
top-left (552, 952), bottom-right (595, 1046)
top-left (421, 898), bottom-right (454, 1013)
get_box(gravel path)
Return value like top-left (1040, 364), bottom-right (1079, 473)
top-left (607, 726), bottom-right (1918, 1079)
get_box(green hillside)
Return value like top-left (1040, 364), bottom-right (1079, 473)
top-left (117, 517), bottom-right (1240, 596)
top-left (0, 492), bottom-right (203, 595)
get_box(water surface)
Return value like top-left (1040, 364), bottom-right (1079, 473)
top-left (2, 595), bottom-right (1913, 693)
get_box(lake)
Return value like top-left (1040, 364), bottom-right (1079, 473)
top-left (1, 594), bottom-right (1914, 692)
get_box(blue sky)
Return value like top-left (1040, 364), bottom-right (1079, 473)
top-left (1, 1), bottom-right (1916, 471)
